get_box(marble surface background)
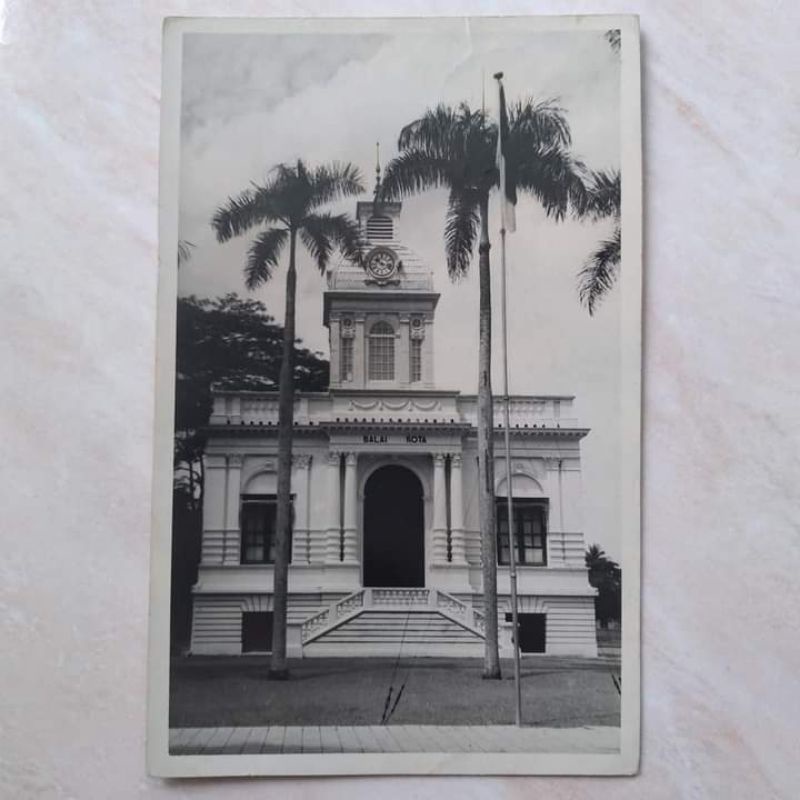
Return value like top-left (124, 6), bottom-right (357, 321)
top-left (1, 1), bottom-right (798, 798)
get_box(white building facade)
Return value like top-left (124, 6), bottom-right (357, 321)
top-left (190, 199), bottom-right (597, 658)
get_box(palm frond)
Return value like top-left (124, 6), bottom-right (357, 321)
top-left (398, 104), bottom-right (461, 155)
top-left (300, 213), bottom-right (363, 272)
top-left (443, 198), bottom-right (479, 278)
top-left (381, 149), bottom-right (454, 200)
top-left (574, 169), bottom-right (621, 221)
top-left (509, 99), bottom-right (572, 149)
top-left (515, 146), bottom-right (588, 220)
top-left (177, 239), bottom-right (195, 268)
top-left (307, 162), bottom-right (365, 210)
top-left (212, 184), bottom-right (284, 242)
top-left (245, 227), bottom-right (288, 290)
top-left (578, 226), bottom-right (621, 315)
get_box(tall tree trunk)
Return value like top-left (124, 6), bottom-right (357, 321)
top-left (269, 228), bottom-right (297, 680)
top-left (477, 196), bottom-right (501, 679)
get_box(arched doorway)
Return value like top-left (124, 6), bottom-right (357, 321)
top-left (363, 465), bottom-right (425, 587)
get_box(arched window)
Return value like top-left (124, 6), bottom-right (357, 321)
top-left (368, 321), bottom-right (395, 380)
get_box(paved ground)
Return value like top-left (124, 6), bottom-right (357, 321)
top-left (169, 723), bottom-right (620, 755)
top-left (170, 656), bottom-right (621, 729)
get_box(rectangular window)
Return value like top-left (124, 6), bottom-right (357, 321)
top-left (340, 336), bottom-right (353, 382)
top-left (240, 495), bottom-right (292, 564)
top-left (410, 338), bottom-right (422, 382)
top-left (496, 499), bottom-right (548, 566)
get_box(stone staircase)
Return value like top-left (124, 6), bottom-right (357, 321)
top-left (300, 588), bottom-right (486, 657)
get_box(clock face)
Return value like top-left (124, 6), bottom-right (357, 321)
top-left (366, 248), bottom-right (396, 281)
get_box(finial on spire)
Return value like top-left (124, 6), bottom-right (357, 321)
top-left (374, 141), bottom-right (382, 200)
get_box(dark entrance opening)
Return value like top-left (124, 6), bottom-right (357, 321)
top-left (363, 465), bottom-right (425, 587)
top-left (241, 611), bottom-right (273, 652)
top-left (506, 612), bottom-right (547, 653)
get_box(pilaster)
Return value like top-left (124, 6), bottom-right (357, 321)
top-left (449, 453), bottom-right (468, 565)
top-left (222, 454), bottom-right (243, 564)
top-left (342, 452), bottom-right (359, 563)
top-left (291, 454), bottom-right (312, 563)
top-left (325, 451), bottom-right (343, 562)
top-left (432, 453), bottom-right (448, 564)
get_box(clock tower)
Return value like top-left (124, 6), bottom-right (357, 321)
top-left (323, 197), bottom-right (439, 390)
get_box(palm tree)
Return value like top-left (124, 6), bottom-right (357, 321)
top-left (212, 160), bottom-right (364, 678)
top-left (381, 102), bottom-right (586, 678)
top-left (577, 169), bottom-right (621, 315)
top-left (584, 543), bottom-right (621, 628)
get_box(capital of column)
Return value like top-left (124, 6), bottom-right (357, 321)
top-left (293, 454), bottom-right (312, 469)
top-left (344, 452), bottom-right (357, 467)
top-left (433, 453), bottom-right (446, 467)
top-left (328, 451), bottom-right (342, 467)
top-left (449, 453), bottom-right (463, 468)
top-left (227, 454), bottom-right (243, 468)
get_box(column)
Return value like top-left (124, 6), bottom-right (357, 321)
top-left (222, 454), bottom-right (243, 564)
top-left (325, 451), bottom-right (342, 562)
top-left (342, 453), bottom-right (359, 563)
top-left (291, 455), bottom-right (311, 564)
top-left (449, 454), bottom-right (468, 565)
top-left (432, 453), bottom-right (448, 564)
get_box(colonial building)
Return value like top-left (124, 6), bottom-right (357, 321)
top-left (190, 197), bottom-right (597, 658)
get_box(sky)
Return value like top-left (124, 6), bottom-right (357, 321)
top-left (177, 20), bottom-right (623, 559)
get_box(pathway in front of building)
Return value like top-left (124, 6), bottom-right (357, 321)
top-left (169, 724), bottom-right (619, 755)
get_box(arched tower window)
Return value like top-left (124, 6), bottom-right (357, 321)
top-left (366, 215), bottom-right (393, 240)
top-left (368, 321), bottom-right (395, 380)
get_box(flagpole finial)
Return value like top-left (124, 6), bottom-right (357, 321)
top-left (493, 71), bottom-right (504, 81)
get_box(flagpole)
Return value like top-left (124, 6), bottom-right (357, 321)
top-left (494, 71), bottom-right (523, 728)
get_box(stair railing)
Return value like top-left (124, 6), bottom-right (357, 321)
top-left (300, 589), bottom-right (365, 642)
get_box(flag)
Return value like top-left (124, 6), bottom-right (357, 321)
top-left (495, 73), bottom-right (516, 233)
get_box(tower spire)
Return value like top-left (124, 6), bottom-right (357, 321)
top-left (374, 141), bottom-right (381, 200)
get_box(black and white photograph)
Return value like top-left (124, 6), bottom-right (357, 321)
top-left (149, 14), bottom-right (642, 777)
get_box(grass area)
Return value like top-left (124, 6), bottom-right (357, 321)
top-left (170, 656), bottom-right (620, 729)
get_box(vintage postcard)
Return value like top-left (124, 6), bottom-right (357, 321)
top-left (148, 14), bottom-right (641, 777)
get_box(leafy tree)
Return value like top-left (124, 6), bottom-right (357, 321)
top-left (212, 160), bottom-right (363, 678)
top-left (174, 292), bottom-right (329, 507)
top-left (585, 544), bottom-right (622, 628)
top-left (171, 293), bottom-right (329, 650)
top-left (382, 101), bottom-right (586, 678)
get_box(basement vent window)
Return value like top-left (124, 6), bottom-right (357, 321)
top-left (242, 611), bottom-right (273, 653)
